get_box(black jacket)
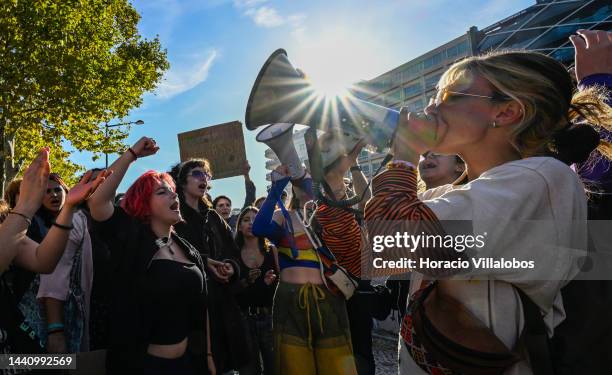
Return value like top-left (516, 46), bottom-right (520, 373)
top-left (174, 200), bottom-right (250, 372)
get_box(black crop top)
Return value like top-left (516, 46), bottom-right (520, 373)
top-left (144, 259), bottom-right (204, 345)
top-left (236, 250), bottom-right (277, 310)
top-left (93, 206), bottom-right (209, 372)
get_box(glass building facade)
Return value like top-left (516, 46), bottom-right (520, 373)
top-left (478, 0), bottom-right (612, 65)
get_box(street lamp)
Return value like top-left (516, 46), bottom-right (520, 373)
top-left (105, 119), bottom-right (145, 168)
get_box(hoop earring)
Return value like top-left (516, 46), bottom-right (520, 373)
top-left (491, 121), bottom-right (499, 128)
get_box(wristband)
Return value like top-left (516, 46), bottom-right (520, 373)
top-left (52, 222), bottom-right (74, 231)
top-left (127, 147), bottom-right (138, 161)
top-left (47, 322), bottom-right (65, 331)
top-left (8, 210), bottom-right (32, 226)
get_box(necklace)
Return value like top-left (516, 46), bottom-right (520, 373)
top-left (155, 236), bottom-right (175, 255)
top-left (242, 247), bottom-right (262, 267)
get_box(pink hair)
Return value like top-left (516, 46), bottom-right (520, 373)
top-left (121, 170), bottom-right (175, 221)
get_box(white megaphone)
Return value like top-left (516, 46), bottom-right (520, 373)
top-left (245, 49), bottom-right (401, 153)
top-left (256, 123), bottom-right (306, 180)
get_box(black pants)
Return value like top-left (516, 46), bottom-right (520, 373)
top-left (347, 292), bottom-right (375, 375)
top-left (143, 352), bottom-right (194, 375)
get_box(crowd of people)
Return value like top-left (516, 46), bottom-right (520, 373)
top-left (0, 29), bottom-right (611, 375)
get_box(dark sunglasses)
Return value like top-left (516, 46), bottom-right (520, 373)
top-left (189, 170), bottom-right (211, 181)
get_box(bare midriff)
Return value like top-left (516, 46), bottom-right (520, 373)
top-left (147, 337), bottom-right (188, 359)
top-left (280, 266), bottom-right (324, 284)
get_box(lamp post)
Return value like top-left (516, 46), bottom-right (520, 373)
top-left (105, 119), bottom-right (144, 168)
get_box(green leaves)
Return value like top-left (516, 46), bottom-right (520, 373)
top-left (0, 0), bottom-right (169, 189)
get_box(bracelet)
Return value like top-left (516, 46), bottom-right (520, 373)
top-left (8, 210), bottom-right (32, 226)
top-left (127, 147), bottom-right (138, 161)
top-left (52, 222), bottom-right (74, 231)
top-left (47, 322), bottom-right (65, 331)
top-left (386, 160), bottom-right (416, 170)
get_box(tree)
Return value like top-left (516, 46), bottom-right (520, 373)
top-left (0, 0), bottom-right (169, 193)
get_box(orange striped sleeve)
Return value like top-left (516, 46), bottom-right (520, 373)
top-left (316, 203), bottom-right (363, 277)
top-left (364, 165), bottom-right (465, 277)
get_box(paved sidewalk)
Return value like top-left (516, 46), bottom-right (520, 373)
top-left (373, 331), bottom-right (398, 375)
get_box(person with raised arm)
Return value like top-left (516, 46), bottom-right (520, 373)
top-left (252, 165), bottom-right (358, 375)
top-left (0, 148), bottom-right (107, 355)
top-left (0, 149), bottom-right (106, 274)
top-left (88, 137), bottom-right (228, 374)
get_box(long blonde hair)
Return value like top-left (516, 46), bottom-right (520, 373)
top-left (439, 51), bottom-right (612, 162)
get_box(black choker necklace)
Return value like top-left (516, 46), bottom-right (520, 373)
top-left (155, 236), bottom-right (175, 255)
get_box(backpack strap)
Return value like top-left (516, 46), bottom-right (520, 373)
top-left (515, 287), bottom-right (554, 375)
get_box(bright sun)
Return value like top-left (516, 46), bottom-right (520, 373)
top-left (291, 27), bottom-right (376, 99)
top-left (305, 68), bottom-right (352, 98)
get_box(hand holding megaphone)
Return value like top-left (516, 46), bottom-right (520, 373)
top-left (270, 165), bottom-right (291, 183)
top-left (391, 108), bottom-right (444, 164)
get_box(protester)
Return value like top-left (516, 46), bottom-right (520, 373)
top-left (12, 172), bottom-right (94, 355)
top-left (546, 29), bottom-right (612, 374)
top-left (0, 200), bottom-right (8, 222)
top-left (4, 178), bottom-right (22, 209)
top-left (387, 152), bottom-right (466, 318)
top-left (254, 196), bottom-right (266, 210)
top-left (314, 141), bottom-right (387, 375)
top-left (0, 148), bottom-right (106, 356)
top-left (212, 195), bottom-right (232, 221)
top-left (253, 165), bottom-right (357, 375)
top-left (36, 172), bottom-right (94, 354)
top-left (349, 161), bottom-right (371, 213)
top-left (88, 137), bottom-right (227, 374)
top-left (365, 42), bottom-right (610, 374)
top-left (213, 161), bottom-right (256, 230)
top-left (235, 206), bottom-right (278, 375)
top-left (417, 152), bottom-right (465, 190)
top-left (79, 169), bottom-right (113, 352)
top-left (572, 29), bottom-right (612, 220)
top-left (171, 158), bottom-right (250, 373)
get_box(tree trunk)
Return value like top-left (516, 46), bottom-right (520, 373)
top-left (5, 133), bottom-right (20, 188)
top-left (0, 120), bottom-right (6, 198)
top-left (0, 119), bottom-right (19, 198)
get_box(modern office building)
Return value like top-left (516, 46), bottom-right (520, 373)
top-left (478, 0), bottom-right (611, 64)
top-left (352, 0), bottom-right (611, 179)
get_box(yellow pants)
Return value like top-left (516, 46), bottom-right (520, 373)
top-left (273, 282), bottom-right (357, 375)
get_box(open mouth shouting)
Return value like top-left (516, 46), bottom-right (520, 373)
top-left (49, 197), bottom-right (62, 207)
top-left (421, 159), bottom-right (438, 170)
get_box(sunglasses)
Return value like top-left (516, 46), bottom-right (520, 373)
top-left (188, 170), bottom-right (211, 181)
top-left (431, 88), bottom-right (509, 106)
top-left (46, 187), bottom-right (64, 195)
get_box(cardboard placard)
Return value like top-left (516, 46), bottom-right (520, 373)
top-left (178, 121), bottom-right (246, 180)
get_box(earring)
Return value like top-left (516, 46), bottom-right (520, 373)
top-left (492, 121), bottom-right (499, 128)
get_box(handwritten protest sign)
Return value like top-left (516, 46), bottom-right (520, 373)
top-left (178, 121), bottom-right (246, 180)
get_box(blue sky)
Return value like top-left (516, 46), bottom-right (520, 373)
top-left (70, 0), bottom-right (534, 205)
